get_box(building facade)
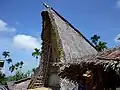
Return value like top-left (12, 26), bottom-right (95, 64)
top-left (28, 7), bottom-right (97, 90)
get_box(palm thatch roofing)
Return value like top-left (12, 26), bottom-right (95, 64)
top-left (41, 8), bottom-right (98, 63)
top-left (59, 46), bottom-right (120, 81)
top-left (28, 6), bottom-right (98, 89)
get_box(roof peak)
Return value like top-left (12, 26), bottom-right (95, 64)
top-left (39, 0), bottom-right (51, 9)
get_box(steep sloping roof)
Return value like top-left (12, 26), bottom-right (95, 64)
top-left (28, 7), bottom-right (97, 89)
top-left (50, 8), bottom-right (96, 50)
top-left (42, 8), bottom-right (97, 63)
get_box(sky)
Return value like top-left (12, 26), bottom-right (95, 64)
top-left (0, 0), bottom-right (120, 74)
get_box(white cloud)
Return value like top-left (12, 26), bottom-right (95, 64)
top-left (115, 34), bottom-right (120, 43)
top-left (13, 34), bottom-right (41, 51)
top-left (0, 19), bottom-right (16, 32)
top-left (116, 0), bottom-right (120, 8)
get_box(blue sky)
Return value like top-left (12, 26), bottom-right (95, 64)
top-left (0, 0), bottom-right (120, 74)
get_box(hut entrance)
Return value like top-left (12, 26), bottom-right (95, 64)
top-left (81, 69), bottom-right (98, 90)
top-left (72, 68), bottom-right (104, 90)
top-left (80, 68), bottom-right (120, 90)
top-left (103, 69), bottom-right (120, 90)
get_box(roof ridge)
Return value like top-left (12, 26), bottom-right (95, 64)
top-left (14, 77), bottom-right (31, 84)
top-left (49, 7), bottom-right (97, 51)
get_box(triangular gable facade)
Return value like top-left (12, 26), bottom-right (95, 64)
top-left (28, 8), bottom-right (97, 89)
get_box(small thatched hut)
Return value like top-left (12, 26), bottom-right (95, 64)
top-left (59, 46), bottom-right (120, 90)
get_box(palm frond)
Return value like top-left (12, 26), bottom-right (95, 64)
top-left (6, 58), bottom-right (12, 64)
top-left (2, 51), bottom-right (10, 58)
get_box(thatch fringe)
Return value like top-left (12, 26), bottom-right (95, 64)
top-left (60, 46), bottom-right (120, 79)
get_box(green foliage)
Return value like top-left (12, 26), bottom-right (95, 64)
top-left (91, 35), bottom-right (100, 46)
top-left (20, 61), bottom-right (24, 68)
top-left (2, 51), bottom-right (10, 58)
top-left (2, 51), bottom-right (12, 64)
top-left (32, 48), bottom-right (41, 59)
top-left (6, 58), bottom-right (12, 64)
top-left (0, 50), bottom-right (25, 83)
top-left (15, 62), bottom-right (20, 70)
top-left (9, 64), bottom-right (15, 73)
top-left (7, 71), bottom-right (27, 81)
top-left (7, 69), bottom-right (34, 81)
top-left (0, 50), bottom-right (35, 84)
top-left (0, 73), bottom-right (6, 84)
top-left (0, 51), bottom-right (12, 84)
top-left (96, 41), bottom-right (107, 52)
top-left (9, 61), bottom-right (24, 73)
top-left (91, 34), bottom-right (107, 52)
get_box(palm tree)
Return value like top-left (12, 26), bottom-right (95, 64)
top-left (32, 48), bottom-right (41, 66)
top-left (2, 51), bottom-right (10, 58)
top-left (19, 61), bottom-right (24, 69)
top-left (9, 64), bottom-right (15, 73)
top-left (2, 51), bottom-right (12, 65)
top-left (96, 41), bottom-right (107, 51)
top-left (2, 51), bottom-right (12, 75)
top-left (9, 64), bottom-right (15, 81)
top-left (32, 48), bottom-right (41, 59)
top-left (6, 58), bottom-right (12, 64)
top-left (90, 34), bottom-right (107, 52)
top-left (15, 62), bottom-right (20, 70)
top-left (91, 35), bottom-right (100, 46)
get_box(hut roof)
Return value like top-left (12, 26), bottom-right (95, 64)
top-left (62, 46), bottom-right (120, 65)
top-left (14, 77), bottom-right (31, 84)
top-left (7, 77), bottom-right (31, 90)
top-left (29, 5), bottom-right (97, 89)
top-left (59, 46), bottom-right (120, 80)
top-left (41, 8), bottom-right (97, 63)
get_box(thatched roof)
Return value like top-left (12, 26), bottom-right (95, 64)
top-left (61, 46), bottom-right (120, 65)
top-left (29, 6), bottom-right (97, 89)
top-left (44, 8), bottom-right (97, 63)
top-left (59, 46), bottom-right (120, 80)
top-left (7, 77), bottom-right (31, 90)
top-left (14, 77), bottom-right (31, 84)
